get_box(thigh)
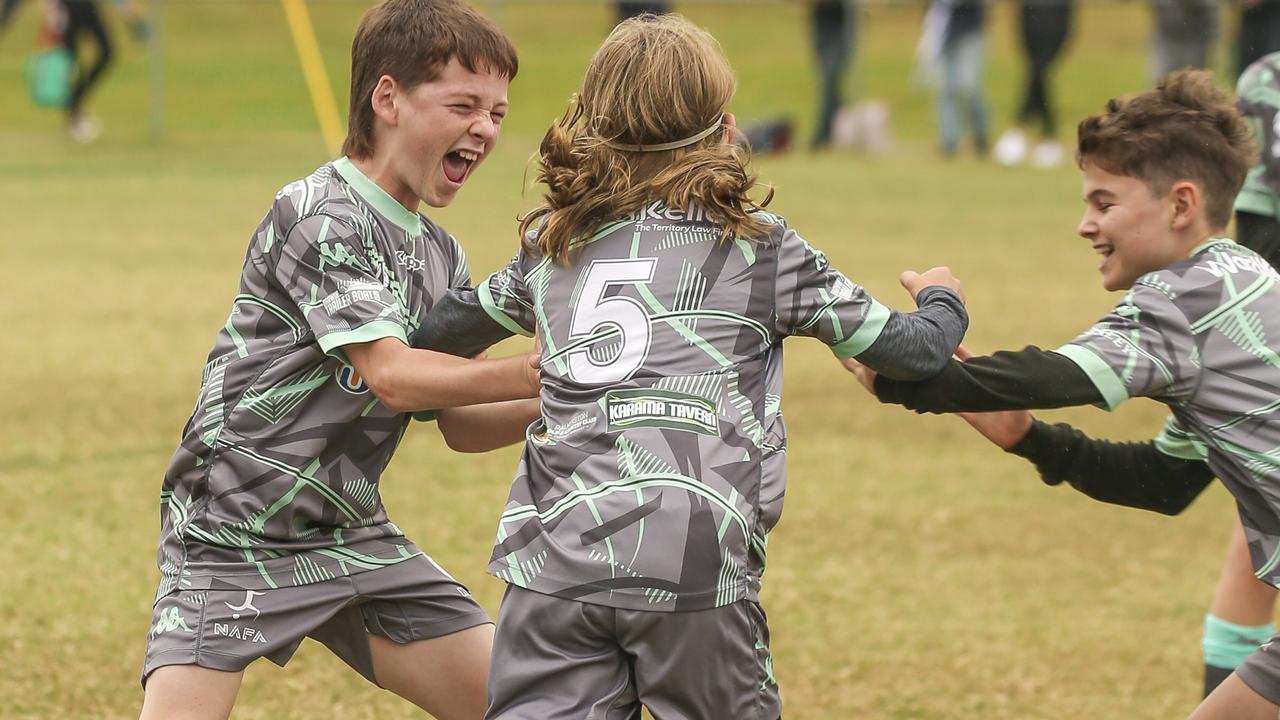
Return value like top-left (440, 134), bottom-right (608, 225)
top-left (625, 601), bottom-right (780, 720)
top-left (486, 586), bottom-right (637, 720)
top-left (1192, 671), bottom-right (1280, 720)
top-left (367, 624), bottom-right (494, 720)
top-left (140, 664), bottom-right (243, 720)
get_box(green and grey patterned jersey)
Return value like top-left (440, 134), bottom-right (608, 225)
top-left (1237, 51), bottom-right (1280, 220)
top-left (477, 208), bottom-right (959, 611)
top-left (1057, 238), bottom-right (1280, 588)
top-left (155, 157), bottom-right (470, 596)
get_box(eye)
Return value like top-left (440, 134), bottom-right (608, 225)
top-left (491, 111), bottom-right (506, 124)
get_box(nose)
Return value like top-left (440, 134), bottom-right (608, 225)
top-left (470, 114), bottom-right (499, 145)
top-left (1077, 211), bottom-right (1097, 239)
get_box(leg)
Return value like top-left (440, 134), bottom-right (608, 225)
top-left (368, 625), bottom-right (493, 720)
top-left (810, 0), bottom-right (855, 147)
top-left (1203, 516), bottom-right (1278, 696)
top-left (1190, 673), bottom-right (1280, 720)
top-left (937, 37), bottom-right (961, 155)
top-left (139, 665), bottom-right (243, 720)
top-left (65, 0), bottom-right (112, 119)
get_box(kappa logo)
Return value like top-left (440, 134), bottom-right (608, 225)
top-left (150, 606), bottom-right (193, 638)
top-left (224, 590), bottom-right (266, 621)
top-left (336, 364), bottom-right (370, 394)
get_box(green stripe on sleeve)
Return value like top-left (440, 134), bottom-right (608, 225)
top-left (828, 300), bottom-right (891, 360)
top-left (1153, 426), bottom-right (1209, 460)
top-left (478, 276), bottom-right (534, 337)
top-left (317, 320), bottom-right (408, 355)
top-left (1054, 343), bottom-right (1129, 411)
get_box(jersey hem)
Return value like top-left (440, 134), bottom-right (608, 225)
top-left (317, 321), bottom-right (408, 355)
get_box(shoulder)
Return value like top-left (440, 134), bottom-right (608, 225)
top-left (1134, 240), bottom-right (1277, 317)
top-left (270, 163), bottom-right (362, 239)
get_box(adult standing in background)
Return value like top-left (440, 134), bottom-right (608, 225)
top-left (1150, 0), bottom-right (1218, 81)
top-left (992, 0), bottom-right (1073, 168)
top-left (617, 1), bottom-right (667, 22)
top-left (1238, 0), bottom-right (1280, 79)
top-left (810, 0), bottom-right (856, 149)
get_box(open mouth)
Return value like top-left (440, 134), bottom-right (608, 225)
top-left (442, 149), bottom-right (479, 184)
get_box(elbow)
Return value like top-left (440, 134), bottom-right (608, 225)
top-left (363, 367), bottom-right (415, 414)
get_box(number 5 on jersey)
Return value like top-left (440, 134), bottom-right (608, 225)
top-left (567, 259), bottom-right (658, 384)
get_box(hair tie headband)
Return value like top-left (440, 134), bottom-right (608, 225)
top-left (605, 114), bottom-right (726, 152)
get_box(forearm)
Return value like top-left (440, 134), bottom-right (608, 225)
top-left (855, 285), bottom-right (968, 380)
top-left (436, 399), bottom-right (541, 453)
top-left (875, 346), bottom-right (1104, 412)
top-left (1010, 420), bottom-right (1215, 515)
top-left (347, 338), bottom-right (537, 413)
top-left (412, 288), bottom-right (516, 358)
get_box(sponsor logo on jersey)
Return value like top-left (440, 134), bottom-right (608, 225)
top-left (224, 590), bottom-right (266, 621)
top-left (336, 364), bottom-right (370, 394)
top-left (150, 606), bottom-right (193, 638)
top-left (395, 249), bottom-right (426, 272)
top-left (606, 389), bottom-right (718, 436)
top-left (547, 411), bottom-right (598, 441)
top-left (322, 280), bottom-right (385, 316)
top-left (1195, 251), bottom-right (1280, 280)
top-left (214, 623), bottom-right (269, 644)
top-left (630, 202), bottom-right (713, 225)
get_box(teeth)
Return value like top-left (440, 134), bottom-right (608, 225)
top-left (456, 150), bottom-right (478, 162)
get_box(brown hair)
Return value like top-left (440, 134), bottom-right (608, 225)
top-left (1076, 68), bottom-right (1256, 229)
top-left (519, 13), bottom-right (774, 263)
top-left (342, 0), bottom-right (518, 159)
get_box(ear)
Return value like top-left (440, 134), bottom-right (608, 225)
top-left (722, 112), bottom-right (737, 145)
top-left (370, 74), bottom-right (400, 127)
top-left (1169, 180), bottom-right (1200, 231)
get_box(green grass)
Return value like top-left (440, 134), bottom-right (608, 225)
top-left (0, 3), bottom-right (1253, 718)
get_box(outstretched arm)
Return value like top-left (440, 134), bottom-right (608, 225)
top-left (345, 337), bottom-right (538, 413)
top-left (436, 399), bottom-right (542, 453)
top-left (411, 287), bottom-right (515, 358)
top-left (844, 267), bottom-right (969, 381)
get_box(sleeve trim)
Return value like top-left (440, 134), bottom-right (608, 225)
top-left (477, 276), bottom-right (535, 337)
top-left (828, 299), bottom-right (891, 360)
top-left (1054, 344), bottom-right (1129, 411)
top-left (317, 321), bottom-right (408, 355)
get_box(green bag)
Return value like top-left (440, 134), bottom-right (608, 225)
top-left (24, 47), bottom-right (74, 108)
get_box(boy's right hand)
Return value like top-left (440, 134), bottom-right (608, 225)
top-left (900, 266), bottom-right (964, 304)
top-left (951, 346), bottom-right (1033, 450)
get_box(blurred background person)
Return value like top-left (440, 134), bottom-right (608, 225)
top-left (1149, 0), bottom-right (1218, 81)
top-left (992, 0), bottom-right (1074, 168)
top-left (1, 0), bottom-right (25, 34)
top-left (810, 0), bottom-right (856, 149)
top-left (1238, 0), bottom-right (1280, 79)
top-left (56, 0), bottom-right (146, 143)
top-left (918, 0), bottom-right (987, 157)
top-left (617, 1), bottom-right (667, 22)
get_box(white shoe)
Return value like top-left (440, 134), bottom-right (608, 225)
top-left (69, 116), bottom-right (101, 144)
top-left (993, 128), bottom-right (1028, 166)
top-left (1030, 140), bottom-right (1065, 169)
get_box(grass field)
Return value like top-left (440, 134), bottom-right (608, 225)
top-left (0, 2), bottom-right (1258, 718)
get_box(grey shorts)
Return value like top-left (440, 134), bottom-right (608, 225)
top-left (142, 553), bottom-right (490, 686)
top-left (1237, 634), bottom-right (1280, 706)
top-left (485, 586), bottom-right (781, 720)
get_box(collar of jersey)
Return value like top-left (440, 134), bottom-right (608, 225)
top-left (1189, 236), bottom-right (1235, 257)
top-left (333, 156), bottom-right (423, 236)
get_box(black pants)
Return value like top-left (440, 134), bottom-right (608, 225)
top-left (1238, 2), bottom-right (1280, 79)
top-left (811, 0), bottom-right (856, 147)
top-left (60, 0), bottom-right (113, 117)
top-left (1017, 1), bottom-right (1072, 137)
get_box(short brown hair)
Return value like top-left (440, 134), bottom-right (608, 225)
top-left (342, 0), bottom-right (518, 159)
top-left (1076, 69), bottom-right (1256, 229)
top-left (520, 14), bottom-right (773, 263)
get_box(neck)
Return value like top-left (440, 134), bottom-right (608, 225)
top-left (350, 152), bottom-right (419, 211)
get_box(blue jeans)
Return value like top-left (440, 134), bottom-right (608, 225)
top-left (938, 27), bottom-right (987, 154)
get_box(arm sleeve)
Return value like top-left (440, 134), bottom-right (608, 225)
top-left (772, 227), bottom-right (968, 379)
top-left (874, 345), bottom-right (1106, 412)
top-left (410, 288), bottom-right (515, 358)
top-left (1008, 418), bottom-right (1215, 516)
top-left (475, 251), bottom-right (537, 338)
top-left (270, 213), bottom-right (408, 355)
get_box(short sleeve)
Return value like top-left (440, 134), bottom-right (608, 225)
top-left (1055, 281), bottom-right (1198, 411)
top-left (773, 226), bottom-right (891, 359)
top-left (273, 214), bottom-right (408, 355)
top-left (477, 250), bottom-right (537, 337)
top-left (1153, 415), bottom-right (1209, 461)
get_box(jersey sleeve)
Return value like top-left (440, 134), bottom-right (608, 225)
top-left (476, 250), bottom-right (537, 337)
top-left (273, 213), bottom-right (408, 355)
top-left (772, 226), bottom-right (891, 358)
top-left (1153, 414), bottom-right (1210, 461)
top-left (1054, 280), bottom-right (1198, 411)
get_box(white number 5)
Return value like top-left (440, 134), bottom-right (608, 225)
top-left (567, 259), bottom-right (657, 384)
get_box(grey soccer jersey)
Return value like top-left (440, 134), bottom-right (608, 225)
top-left (1237, 52), bottom-right (1280, 220)
top-left (1057, 238), bottom-right (1280, 587)
top-left (477, 207), bottom-right (946, 611)
top-left (155, 157), bottom-right (470, 596)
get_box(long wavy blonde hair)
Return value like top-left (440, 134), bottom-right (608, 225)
top-left (519, 13), bottom-right (774, 263)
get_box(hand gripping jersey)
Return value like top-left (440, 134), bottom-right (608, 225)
top-left (1237, 51), bottom-right (1280, 221)
top-left (1057, 239), bottom-right (1280, 587)
top-left (155, 158), bottom-right (470, 597)
top-left (478, 207), bottom-right (915, 611)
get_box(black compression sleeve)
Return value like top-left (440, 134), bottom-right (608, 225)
top-left (855, 286), bottom-right (969, 381)
top-left (874, 346), bottom-right (1104, 412)
top-left (1009, 420), bottom-right (1214, 515)
top-left (409, 288), bottom-right (514, 358)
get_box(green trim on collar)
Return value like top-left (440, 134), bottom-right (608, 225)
top-left (1188, 236), bottom-right (1235, 257)
top-left (333, 156), bottom-right (422, 236)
